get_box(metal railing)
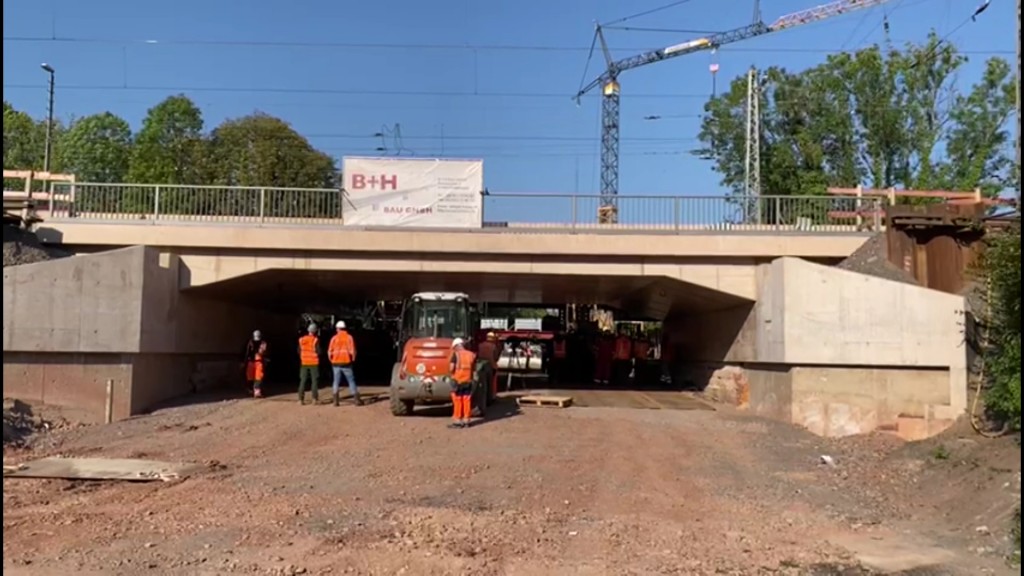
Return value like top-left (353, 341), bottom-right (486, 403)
top-left (40, 182), bottom-right (883, 232)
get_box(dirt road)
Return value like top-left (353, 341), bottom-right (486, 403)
top-left (2, 393), bottom-right (1019, 575)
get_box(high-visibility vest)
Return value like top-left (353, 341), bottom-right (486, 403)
top-left (451, 348), bottom-right (477, 384)
top-left (614, 336), bottom-right (632, 360)
top-left (299, 335), bottom-right (319, 366)
top-left (254, 341), bottom-right (268, 363)
top-left (553, 340), bottom-right (567, 359)
top-left (328, 332), bottom-right (356, 364)
top-left (633, 340), bottom-right (650, 360)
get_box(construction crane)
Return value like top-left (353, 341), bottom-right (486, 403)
top-left (575, 0), bottom-right (896, 224)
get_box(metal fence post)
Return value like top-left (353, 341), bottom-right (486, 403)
top-left (673, 197), bottom-right (681, 231)
top-left (773, 196), bottom-right (781, 227)
top-left (570, 195), bottom-right (578, 229)
top-left (154, 185), bottom-right (161, 221)
top-left (259, 188), bottom-right (266, 223)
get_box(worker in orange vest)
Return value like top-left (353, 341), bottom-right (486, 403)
top-left (613, 330), bottom-right (633, 386)
top-left (448, 337), bottom-right (478, 429)
top-left (297, 323), bottom-right (321, 405)
top-left (243, 330), bottom-right (269, 398)
top-left (476, 332), bottom-right (501, 399)
top-left (328, 320), bottom-right (361, 407)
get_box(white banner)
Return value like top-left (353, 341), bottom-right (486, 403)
top-left (341, 156), bottom-right (484, 228)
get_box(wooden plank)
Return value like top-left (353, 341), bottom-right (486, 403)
top-left (3, 457), bottom-right (204, 482)
top-left (516, 395), bottom-right (573, 408)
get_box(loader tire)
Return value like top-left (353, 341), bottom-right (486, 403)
top-left (390, 394), bottom-right (414, 416)
top-left (389, 363), bottom-right (414, 416)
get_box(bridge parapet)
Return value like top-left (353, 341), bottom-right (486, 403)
top-left (33, 182), bottom-right (882, 233)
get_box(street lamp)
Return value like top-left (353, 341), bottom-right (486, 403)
top-left (40, 63), bottom-right (55, 173)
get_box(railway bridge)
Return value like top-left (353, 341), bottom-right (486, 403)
top-left (3, 184), bottom-right (966, 441)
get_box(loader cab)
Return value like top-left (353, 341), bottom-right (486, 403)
top-left (398, 292), bottom-right (477, 350)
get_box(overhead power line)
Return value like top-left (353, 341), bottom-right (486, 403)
top-left (0, 83), bottom-right (714, 99)
top-left (306, 133), bottom-right (693, 142)
top-left (601, 0), bottom-right (698, 27)
top-left (0, 35), bottom-right (1011, 55)
top-left (6, 82), bottom-right (1020, 106)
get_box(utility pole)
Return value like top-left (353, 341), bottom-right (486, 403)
top-left (40, 63), bottom-right (56, 173)
top-left (1016, 0), bottom-right (1020, 201)
top-left (744, 66), bottom-right (762, 224)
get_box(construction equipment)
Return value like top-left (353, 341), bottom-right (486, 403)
top-left (388, 292), bottom-right (493, 417)
top-left (574, 0), bottom-right (896, 223)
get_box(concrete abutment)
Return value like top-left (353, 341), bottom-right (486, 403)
top-left (667, 258), bottom-right (966, 440)
top-left (3, 246), bottom-right (294, 422)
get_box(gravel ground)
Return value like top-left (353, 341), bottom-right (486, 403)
top-left (2, 396), bottom-right (1018, 575)
top-left (2, 224), bottom-right (69, 267)
top-left (836, 234), bottom-right (918, 285)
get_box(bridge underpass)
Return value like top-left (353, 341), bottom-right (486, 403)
top-left (189, 268), bottom-right (749, 316)
top-left (4, 240), bottom-right (972, 440)
top-left (185, 267), bottom-right (754, 400)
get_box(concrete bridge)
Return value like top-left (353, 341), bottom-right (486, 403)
top-left (3, 183), bottom-right (966, 441)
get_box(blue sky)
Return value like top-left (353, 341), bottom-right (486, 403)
top-left (2, 0), bottom-right (1017, 209)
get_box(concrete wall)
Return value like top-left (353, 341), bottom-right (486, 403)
top-left (3, 247), bottom-right (144, 352)
top-left (670, 257), bottom-right (967, 440)
top-left (3, 246), bottom-right (295, 421)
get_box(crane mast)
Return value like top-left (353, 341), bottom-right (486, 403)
top-left (576, 0), bottom-right (896, 223)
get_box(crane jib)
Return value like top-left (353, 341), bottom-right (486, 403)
top-left (575, 0), bottom-right (898, 214)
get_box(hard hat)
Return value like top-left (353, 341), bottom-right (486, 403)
top-left (452, 337), bottom-right (465, 348)
top-left (335, 320), bottom-right (346, 330)
top-left (307, 324), bottom-right (318, 334)
top-left (252, 330), bottom-right (262, 341)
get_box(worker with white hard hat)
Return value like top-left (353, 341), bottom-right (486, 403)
top-left (476, 332), bottom-right (501, 399)
top-left (328, 320), bottom-right (361, 407)
top-left (448, 337), bottom-right (478, 429)
top-left (297, 323), bottom-right (322, 405)
top-left (243, 329), bottom-right (269, 398)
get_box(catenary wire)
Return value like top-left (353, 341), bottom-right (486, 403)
top-left (0, 35), bottom-right (1011, 55)
top-left (3, 80), bottom-right (1017, 103)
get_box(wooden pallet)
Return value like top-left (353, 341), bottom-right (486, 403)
top-left (516, 395), bottom-right (573, 408)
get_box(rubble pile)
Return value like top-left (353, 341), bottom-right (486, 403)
top-left (3, 398), bottom-right (52, 449)
top-left (3, 224), bottom-right (69, 267)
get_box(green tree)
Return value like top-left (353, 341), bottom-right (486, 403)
top-left (696, 34), bottom-right (1017, 216)
top-left (127, 94), bottom-right (205, 185)
top-left (58, 112), bottom-right (133, 183)
top-left (203, 112), bottom-right (339, 218)
top-left (977, 223), bottom-right (1021, 431)
top-left (3, 101), bottom-right (44, 170)
top-left (3, 101), bottom-right (68, 195)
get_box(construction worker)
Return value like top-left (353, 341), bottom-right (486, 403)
top-left (477, 332), bottom-right (501, 398)
top-left (243, 330), bottom-right (269, 398)
top-left (297, 323), bottom-right (321, 405)
top-left (328, 320), bottom-right (361, 407)
top-left (613, 329), bottom-right (633, 386)
top-left (448, 337), bottom-right (477, 429)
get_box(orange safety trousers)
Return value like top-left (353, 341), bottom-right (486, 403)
top-left (451, 385), bottom-right (473, 421)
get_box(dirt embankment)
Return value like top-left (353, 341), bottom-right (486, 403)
top-left (2, 395), bottom-right (1020, 575)
top-left (2, 224), bottom-right (69, 267)
top-left (837, 233), bottom-right (919, 285)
